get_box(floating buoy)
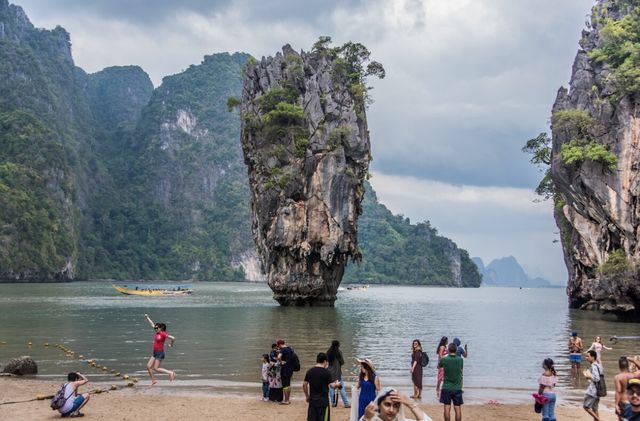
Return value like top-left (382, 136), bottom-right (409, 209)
top-left (110, 370), bottom-right (116, 374)
top-left (36, 394), bottom-right (45, 400)
top-left (115, 372), bottom-right (120, 377)
top-left (28, 341), bottom-right (32, 346)
top-left (131, 378), bottom-right (138, 383)
top-left (122, 375), bottom-right (129, 380)
top-left (101, 366), bottom-right (107, 371)
top-left (78, 355), bottom-right (84, 360)
top-left (94, 388), bottom-right (102, 394)
top-left (110, 385), bottom-right (117, 391)
top-left (126, 382), bottom-right (134, 388)
top-left (0, 341), bottom-right (6, 345)
top-left (44, 343), bottom-right (49, 347)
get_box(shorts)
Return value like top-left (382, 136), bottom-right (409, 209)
top-left (281, 373), bottom-right (292, 389)
top-left (440, 389), bottom-right (463, 406)
top-left (153, 351), bottom-right (165, 360)
top-left (61, 395), bottom-right (85, 417)
top-left (569, 353), bottom-right (582, 363)
top-left (583, 394), bottom-right (599, 410)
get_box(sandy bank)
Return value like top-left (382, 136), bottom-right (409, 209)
top-left (0, 377), bottom-right (618, 420)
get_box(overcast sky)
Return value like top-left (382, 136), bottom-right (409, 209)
top-left (16, 0), bottom-right (596, 283)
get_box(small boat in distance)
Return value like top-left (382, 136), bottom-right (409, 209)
top-left (112, 284), bottom-right (193, 296)
top-left (346, 284), bottom-right (369, 291)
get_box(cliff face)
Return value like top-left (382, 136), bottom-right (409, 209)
top-left (241, 44), bottom-right (372, 305)
top-left (551, 0), bottom-right (640, 316)
top-left (0, 0), bottom-right (81, 281)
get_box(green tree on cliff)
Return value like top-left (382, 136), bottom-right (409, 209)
top-left (522, 132), bottom-right (554, 200)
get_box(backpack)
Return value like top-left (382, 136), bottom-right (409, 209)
top-left (595, 365), bottom-right (607, 397)
top-left (421, 351), bottom-right (429, 367)
top-left (290, 348), bottom-right (301, 372)
top-left (50, 383), bottom-right (70, 411)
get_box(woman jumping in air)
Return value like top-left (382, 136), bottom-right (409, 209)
top-left (144, 314), bottom-right (176, 385)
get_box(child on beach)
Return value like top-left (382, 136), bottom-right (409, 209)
top-left (268, 361), bottom-right (283, 402)
top-left (144, 313), bottom-right (176, 385)
top-left (261, 354), bottom-right (270, 401)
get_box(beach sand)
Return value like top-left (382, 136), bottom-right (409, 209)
top-left (0, 377), bottom-right (618, 420)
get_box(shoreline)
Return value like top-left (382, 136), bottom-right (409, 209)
top-left (0, 377), bottom-right (619, 420)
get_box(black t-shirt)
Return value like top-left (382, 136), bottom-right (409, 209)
top-left (280, 347), bottom-right (293, 375)
top-left (304, 366), bottom-right (332, 407)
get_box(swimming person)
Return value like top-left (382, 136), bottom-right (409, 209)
top-left (586, 336), bottom-right (612, 366)
top-left (569, 331), bottom-right (583, 376)
top-left (144, 313), bottom-right (176, 385)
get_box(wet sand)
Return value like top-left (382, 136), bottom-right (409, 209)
top-left (0, 377), bottom-right (619, 420)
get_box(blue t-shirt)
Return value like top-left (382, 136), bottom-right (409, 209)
top-left (622, 403), bottom-right (640, 420)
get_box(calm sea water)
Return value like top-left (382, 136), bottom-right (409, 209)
top-left (0, 282), bottom-right (638, 405)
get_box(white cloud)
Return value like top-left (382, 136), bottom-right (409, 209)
top-left (369, 171), bottom-right (567, 283)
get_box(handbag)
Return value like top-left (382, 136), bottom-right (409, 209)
top-left (534, 402), bottom-right (543, 413)
top-left (595, 365), bottom-right (607, 397)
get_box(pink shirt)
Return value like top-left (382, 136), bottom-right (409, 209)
top-left (153, 331), bottom-right (168, 352)
top-left (538, 374), bottom-right (557, 392)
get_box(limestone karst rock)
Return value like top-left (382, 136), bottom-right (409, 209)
top-left (241, 43), bottom-right (379, 306)
top-left (551, 0), bottom-right (640, 317)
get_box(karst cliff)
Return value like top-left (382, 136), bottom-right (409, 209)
top-left (240, 42), bottom-right (381, 306)
top-left (551, 0), bottom-right (640, 317)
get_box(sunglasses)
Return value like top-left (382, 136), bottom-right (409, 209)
top-left (630, 389), bottom-right (640, 396)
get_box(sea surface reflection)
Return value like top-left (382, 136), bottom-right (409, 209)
top-left (0, 282), bottom-right (637, 405)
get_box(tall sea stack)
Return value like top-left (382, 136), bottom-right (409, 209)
top-left (241, 42), bottom-right (381, 306)
top-left (551, 0), bottom-right (640, 317)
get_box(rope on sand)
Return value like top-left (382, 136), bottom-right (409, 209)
top-left (0, 342), bottom-right (137, 406)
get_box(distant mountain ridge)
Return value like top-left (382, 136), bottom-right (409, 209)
top-left (0, 0), bottom-right (480, 286)
top-left (472, 256), bottom-right (556, 287)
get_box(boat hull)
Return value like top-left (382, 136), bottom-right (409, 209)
top-left (111, 284), bottom-right (192, 296)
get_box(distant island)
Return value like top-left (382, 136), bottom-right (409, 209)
top-left (472, 256), bottom-right (561, 288)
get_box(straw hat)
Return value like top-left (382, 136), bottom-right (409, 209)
top-left (356, 358), bottom-right (376, 371)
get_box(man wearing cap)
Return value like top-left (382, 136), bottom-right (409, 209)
top-left (621, 380), bottom-right (640, 420)
top-left (615, 356), bottom-right (640, 420)
top-left (277, 339), bottom-right (293, 404)
top-left (569, 331), bottom-right (583, 376)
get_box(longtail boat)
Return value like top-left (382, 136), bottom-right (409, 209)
top-left (112, 284), bottom-right (193, 296)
